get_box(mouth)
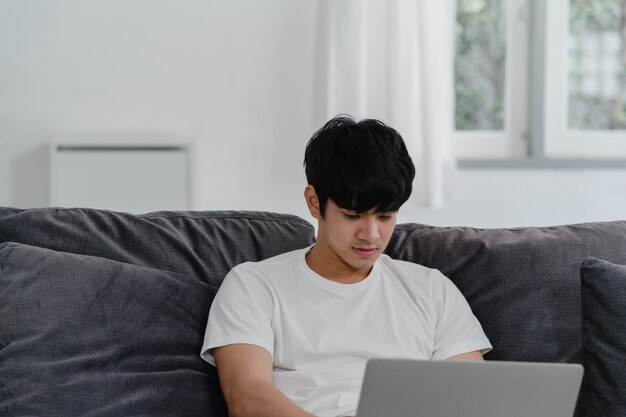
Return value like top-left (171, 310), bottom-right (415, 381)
top-left (352, 247), bottom-right (378, 257)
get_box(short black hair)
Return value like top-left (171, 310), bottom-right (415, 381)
top-left (304, 115), bottom-right (415, 216)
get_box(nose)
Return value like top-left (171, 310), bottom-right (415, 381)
top-left (357, 216), bottom-right (380, 243)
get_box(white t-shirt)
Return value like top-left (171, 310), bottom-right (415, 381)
top-left (201, 246), bottom-right (491, 417)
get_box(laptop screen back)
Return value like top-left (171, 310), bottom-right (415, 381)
top-left (357, 359), bottom-right (583, 417)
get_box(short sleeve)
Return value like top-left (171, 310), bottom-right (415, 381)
top-left (200, 265), bottom-right (275, 365)
top-left (431, 272), bottom-right (492, 360)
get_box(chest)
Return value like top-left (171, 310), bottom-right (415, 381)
top-left (269, 278), bottom-right (436, 369)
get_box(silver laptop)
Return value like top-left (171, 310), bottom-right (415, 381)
top-left (357, 359), bottom-right (583, 417)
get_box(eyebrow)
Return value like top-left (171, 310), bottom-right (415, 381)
top-left (340, 208), bottom-right (395, 215)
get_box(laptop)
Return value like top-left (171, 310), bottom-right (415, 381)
top-left (356, 359), bottom-right (583, 417)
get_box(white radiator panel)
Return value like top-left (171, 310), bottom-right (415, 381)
top-left (50, 143), bottom-right (190, 213)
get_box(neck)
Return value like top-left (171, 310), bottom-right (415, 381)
top-left (305, 244), bottom-right (372, 284)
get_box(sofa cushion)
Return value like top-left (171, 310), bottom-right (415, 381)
top-left (0, 242), bottom-right (226, 416)
top-left (0, 208), bottom-right (316, 297)
top-left (0, 208), bottom-right (314, 417)
top-left (579, 257), bottom-right (626, 417)
top-left (385, 221), bottom-right (626, 365)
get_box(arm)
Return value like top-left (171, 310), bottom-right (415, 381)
top-left (214, 344), bottom-right (316, 417)
top-left (432, 270), bottom-right (492, 360)
top-left (447, 350), bottom-right (484, 362)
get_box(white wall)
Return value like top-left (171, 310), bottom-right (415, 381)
top-left (0, 0), bottom-right (317, 215)
top-left (1, 1), bottom-right (625, 228)
top-left (398, 169), bottom-right (626, 228)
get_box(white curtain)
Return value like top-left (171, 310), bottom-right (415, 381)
top-left (315, 0), bottom-right (456, 207)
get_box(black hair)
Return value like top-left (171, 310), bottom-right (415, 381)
top-left (304, 115), bottom-right (415, 216)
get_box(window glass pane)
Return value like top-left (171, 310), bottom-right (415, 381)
top-left (569, 0), bottom-right (626, 129)
top-left (455, 0), bottom-right (506, 131)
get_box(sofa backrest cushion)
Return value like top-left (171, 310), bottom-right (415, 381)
top-left (579, 257), bottom-right (626, 417)
top-left (385, 221), bottom-right (626, 365)
top-left (0, 242), bottom-right (224, 416)
top-left (0, 208), bottom-right (316, 296)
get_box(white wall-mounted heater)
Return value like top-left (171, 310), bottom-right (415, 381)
top-left (49, 139), bottom-right (192, 213)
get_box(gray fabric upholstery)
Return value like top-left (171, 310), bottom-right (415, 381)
top-left (0, 242), bottom-right (220, 416)
top-left (385, 221), bottom-right (626, 417)
top-left (0, 207), bottom-right (315, 417)
top-left (0, 207), bottom-right (315, 293)
top-left (580, 257), bottom-right (626, 417)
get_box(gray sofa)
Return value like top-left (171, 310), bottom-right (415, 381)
top-left (1, 207), bottom-right (625, 416)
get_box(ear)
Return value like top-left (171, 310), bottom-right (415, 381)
top-left (304, 185), bottom-right (322, 220)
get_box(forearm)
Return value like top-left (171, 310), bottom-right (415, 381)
top-left (225, 379), bottom-right (315, 417)
top-left (213, 344), bottom-right (313, 417)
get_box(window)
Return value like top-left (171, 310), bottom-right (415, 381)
top-left (455, 0), bottom-right (506, 132)
top-left (455, 0), bottom-right (626, 161)
top-left (545, 0), bottom-right (626, 158)
top-left (454, 0), bottom-right (529, 159)
top-left (569, 1), bottom-right (625, 130)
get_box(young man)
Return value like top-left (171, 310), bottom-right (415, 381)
top-left (201, 116), bottom-right (492, 417)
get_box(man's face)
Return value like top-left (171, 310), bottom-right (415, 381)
top-left (306, 188), bottom-right (397, 281)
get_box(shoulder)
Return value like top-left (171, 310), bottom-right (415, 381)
top-left (222, 247), bottom-right (309, 290)
top-left (378, 254), bottom-right (446, 282)
top-left (376, 254), bottom-right (458, 295)
top-left (232, 247), bottom-right (307, 275)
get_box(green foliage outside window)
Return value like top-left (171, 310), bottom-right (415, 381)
top-left (569, 0), bottom-right (626, 130)
top-left (455, 0), bottom-right (506, 131)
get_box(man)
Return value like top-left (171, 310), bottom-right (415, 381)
top-left (201, 116), bottom-right (492, 417)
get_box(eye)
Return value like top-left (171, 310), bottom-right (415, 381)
top-left (343, 213), bottom-right (360, 220)
top-left (378, 213), bottom-right (394, 221)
